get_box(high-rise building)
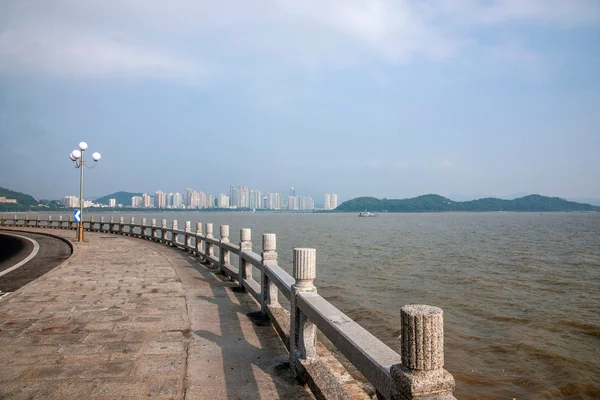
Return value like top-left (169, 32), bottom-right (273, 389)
top-left (287, 196), bottom-right (297, 210)
top-left (266, 193), bottom-right (283, 210)
top-left (240, 186), bottom-right (249, 208)
top-left (63, 196), bottom-right (79, 207)
top-left (230, 186), bottom-right (241, 208)
top-left (173, 192), bottom-right (183, 209)
top-left (167, 193), bottom-right (174, 207)
top-left (218, 194), bottom-right (230, 208)
top-left (249, 190), bottom-right (262, 209)
top-left (131, 196), bottom-right (143, 208)
top-left (324, 194), bottom-right (331, 210)
top-left (142, 193), bottom-right (151, 208)
top-left (331, 194), bottom-right (338, 209)
top-left (290, 187), bottom-right (295, 197)
top-left (109, 198), bottom-right (116, 207)
top-left (184, 188), bottom-right (194, 208)
top-left (154, 191), bottom-right (166, 208)
top-left (297, 196), bottom-right (315, 210)
top-left (207, 195), bottom-right (215, 208)
top-left (190, 191), bottom-right (206, 209)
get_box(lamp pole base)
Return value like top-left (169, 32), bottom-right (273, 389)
top-left (78, 224), bottom-right (84, 242)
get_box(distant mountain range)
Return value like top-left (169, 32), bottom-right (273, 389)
top-left (1, 187), bottom-right (599, 213)
top-left (336, 194), bottom-right (600, 212)
top-left (95, 191), bottom-right (143, 206)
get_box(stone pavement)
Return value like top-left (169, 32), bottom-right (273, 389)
top-left (0, 228), bottom-right (314, 400)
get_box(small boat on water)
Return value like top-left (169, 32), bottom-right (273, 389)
top-left (358, 211), bottom-right (378, 217)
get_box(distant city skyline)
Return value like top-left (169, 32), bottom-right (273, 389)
top-left (62, 185), bottom-right (338, 210)
top-left (1, 1), bottom-right (599, 201)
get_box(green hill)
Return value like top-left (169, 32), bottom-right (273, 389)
top-left (0, 186), bottom-right (39, 208)
top-left (95, 191), bottom-right (143, 206)
top-left (336, 194), bottom-right (600, 212)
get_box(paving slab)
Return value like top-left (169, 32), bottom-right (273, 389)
top-left (0, 227), bottom-right (314, 399)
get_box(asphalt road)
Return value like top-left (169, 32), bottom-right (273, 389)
top-left (0, 231), bottom-right (72, 292)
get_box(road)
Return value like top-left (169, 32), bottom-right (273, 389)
top-left (0, 231), bottom-right (72, 292)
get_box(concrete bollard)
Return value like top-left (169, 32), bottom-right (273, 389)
top-left (1, 215), bottom-right (6, 227)
top-left (110, 216), bottom-right (115, 233)
top-left (290, 248), bottom-right (318, 376)
top-left (161, 219), bottom-right (168, 242)
top-left (36, 215), bottom-right (40, 228)
top-left (47, 215), bottom-right (52, 228)
top-left (261, 233), bottom-right (280, 313)
top-left (151, 219), bottom-right (157, 240)
top-left (89, 216), bottom-right (94, 231)
top-left (185, 221), bottom-right (192, 250)
top-left (205, 223), bottom-right (214, 264)
top-left (390, 305), bottom-right (455, 400)
top-left (172, 220), bottom-right (178, 246)
top-left (129, 217), bottom-right (135, 236)
top-left (100, 216), bottom-right (105, 232)
top-left (195, 222), bottom-right (203, 258)
top-left (68, 216), bottom-right (73, 230)
top-left (119, 217), bottom-right (124, 235)
top-left (141, 218), bottom-right (147, 239)
top-left (238, 229), bottom-right (252, 290)
top-left (13, 215), bottom-right (18, 226)
top-left (59, 215), bottom-right (64, 229)
top-left (25, 215), bottom-right (29, 227)
top-left (219, 225), bottom-right (230, 271)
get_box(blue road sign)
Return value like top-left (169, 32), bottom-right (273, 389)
top-left (74, 209), bottom-right (81, 222)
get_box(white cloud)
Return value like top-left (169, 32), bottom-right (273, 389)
top-left (0, 24), bottom-right (203, 79)
top-left (0, 0), bottom-right (598, 79)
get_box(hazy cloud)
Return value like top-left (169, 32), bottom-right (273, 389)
top-left (1, 0), bottom-right (597, 80)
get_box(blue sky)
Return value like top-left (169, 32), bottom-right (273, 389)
top-left (1, 0), bottom-right (599, 203)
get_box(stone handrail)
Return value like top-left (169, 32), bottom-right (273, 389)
top-left (1, 215), bottom-right (457, 400)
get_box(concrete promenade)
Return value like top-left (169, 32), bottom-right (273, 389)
top-left (0, 227), bottom-right (314, 399)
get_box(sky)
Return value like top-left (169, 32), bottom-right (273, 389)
top-left (1, 0), bottom-right (599, 203)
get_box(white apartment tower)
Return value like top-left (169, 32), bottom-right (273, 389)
top-left (331, 194), bottom-right (338, 209)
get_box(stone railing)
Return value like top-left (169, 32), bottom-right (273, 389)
top-left (1, 215), bottom-right (457, 400)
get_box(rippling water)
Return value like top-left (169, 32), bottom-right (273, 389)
top-left (36, 211), bottom-right (600, 399)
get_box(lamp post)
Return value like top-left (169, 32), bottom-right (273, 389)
top-left (69, 142), bottom-right (101, 242)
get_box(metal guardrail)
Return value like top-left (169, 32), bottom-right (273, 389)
top-left (1, 214), bottom-right (457, 400)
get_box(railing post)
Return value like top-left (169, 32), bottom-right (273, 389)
top-left (141, 218), bottom-right (147, 239)
top-left (35, 215), bottom-right (40, 228)
top-left (261, 234), bottom-right (279, 314)
top-left (118, 217), bottom-right (124, 235)
top-left (219, 225), bottom-right (230, 271)
top-left (172, 220), bottom-right (178, 246)
top-left (390, 305), bottom-right (456, 400)
top-left (127, 217), bottom-right (133, 236)
top-left (290, 248), bottom-right (318, 377)
top-left (100, 216), bottom-right (105, 232)
top-left (59, 215), bottom-right (65, 229)
top-left (151, 219), bottom-right (157, 240)
top-left (68, 216), bottom-right (73, 230)
top-left (185, 221), bottom-right (192, 251)
top-left (161, 219), bottom-right (168, 243)
top-left (13, 215), bottom-right (18, 227)
top-left (205, 223), bottom-right (214, 264)
top-left (89, 216), bottom-right (94, 231)
top-left (0, 215), bottom-right (5, 226)
top-left (238, 229), bottom-right (252, 290)
top-left (195, 222), bottom-right (204, 259)
top-left (24, 215), bottom-right (29, 227)
top-left (109, 216), bottom-right (115, 233)
top-left (47, 215), bottom-right (52, 228)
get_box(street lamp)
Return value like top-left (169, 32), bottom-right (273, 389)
top-left (70, 141), bottom-right (101, 242)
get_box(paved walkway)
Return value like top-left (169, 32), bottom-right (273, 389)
top-left (0, 228), bottom-right (314, 400)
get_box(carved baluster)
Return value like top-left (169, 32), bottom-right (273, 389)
top-left (290, 248), bottom-right (318, 377)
